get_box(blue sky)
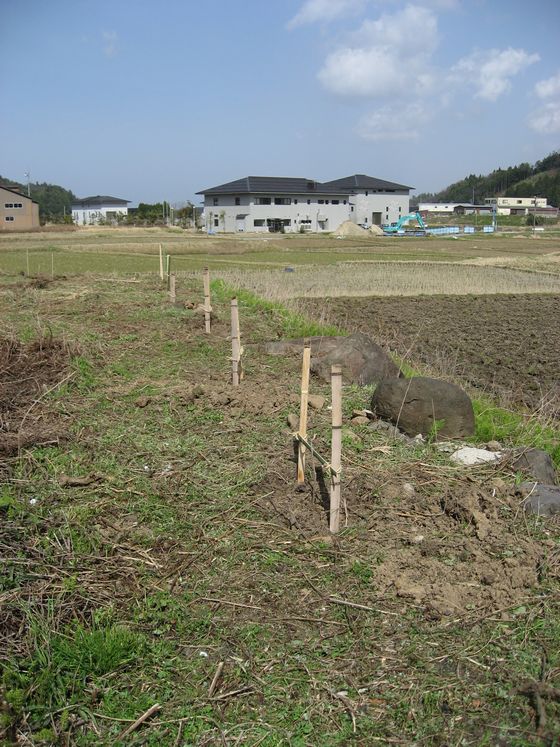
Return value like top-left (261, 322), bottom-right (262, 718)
top-left (2, 0), bottom-right (559, 205)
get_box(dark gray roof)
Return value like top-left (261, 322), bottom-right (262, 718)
top-left (72, 195), bottom-right (130, 206)
top-left (322, 174), bottom-right (413, 191)
top-left (197, 176), bottom-right (350, 196)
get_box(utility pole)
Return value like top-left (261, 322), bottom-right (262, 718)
top-left (533, 195), bottom-right (537, 234)
top-left (24, 171), bottom-right (30, 197)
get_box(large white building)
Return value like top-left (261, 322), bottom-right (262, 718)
top-left (484, 196), bottom-right (550, 216)
top-left (72, 195), bottom-right (130, 225)
top-left (196, 174), bottom-right (412, 233)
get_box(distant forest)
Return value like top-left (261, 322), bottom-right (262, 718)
top-left (0, 175), bottom-right (75, 222)
top-left (415, 151), bottom-right (560, 207)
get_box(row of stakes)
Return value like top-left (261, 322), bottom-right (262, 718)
top-left (159, 245), bottom-right (342, 533)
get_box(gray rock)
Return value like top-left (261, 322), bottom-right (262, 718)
top-left (518, 483), bottom-right (560, 517)
top-left (371, 377), bottom-right (475, 439)
top-left (308, 394), bottom-right (326, 410)
top-left (510, 448), bottom-right (558, 485)
top-left (263, 334), bottom-right (399, 386)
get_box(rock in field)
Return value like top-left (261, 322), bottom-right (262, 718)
top-left (450, 447), bottom-right (502, 466)
top-left (371, 377), bottom-right (475, 439)
top-left (263, 333), bottom-right (399, 385)
top-left (518, 483), bottom-right (560, 517)
top-left (510, 447), bottom-right (558, 485)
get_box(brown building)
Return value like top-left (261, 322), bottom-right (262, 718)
top-left (0, 185), bottom-right (40, 231)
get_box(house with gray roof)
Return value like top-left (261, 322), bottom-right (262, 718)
top-left (71, 195), bottom-right (130, 225)
top-left (196, 174), bottom-right (411, 233)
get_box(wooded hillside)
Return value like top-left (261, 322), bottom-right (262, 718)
top-left (416, 151), bottom-right (560, 206)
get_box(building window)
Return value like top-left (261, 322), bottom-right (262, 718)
top-left (365, 191), bottom-right (369, 196)
top-left (318, 199), bottom-right (325, 204)
top-left (14, 203), bottom-right (23, 208)
top-left (399, 206), bottom-right (402, 212)
top-left (386, 214), bottom-right (389, 220)
top-left (307, 199), bottom-right (311, 205)
top-left (4, 203), bottom-right (13, 208)
top-left (332, 199), bottom-right (339, 205)
top-left (386, 206), bottom-right (389, 211)
top-left (235, 197), bottom-right (240, 205)
top-left (256, 197), bottom-right (271, 205)
top-left (5, 216), bottom-right (14, 222)
top-left (343, 200), bottom-right (347, 205)
top-left (214, 218), bottom-right (219, 227)
top-left (294, 199), bottom-right (298, 204)
top-left (351, 206), bottom-right (354, 212)
top-left (274, 197), bottom-right (291, 205)
top-left (254, 219), bottom-right (265, 227)
top-left (213, 198), bottom-right (219, 206)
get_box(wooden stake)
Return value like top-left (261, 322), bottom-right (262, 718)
top-left (231, 298), bottom-right (240, 386)
top-left (159, 244), bottom-right (164, 280)
top-left (330, 364), bottom-right (342, 533)
top-left (169, 272), bottom-right (176, 302)
top-left (297, 344), bottom-right (311, 484)
top-left (51, 252), bottom-right (54, 280)
top-left (26, 248), bottom-right (30, 277)
top-left (203, 267), bottom-right (211, 333)
top-left (166, 254), bottom-right (171, 290)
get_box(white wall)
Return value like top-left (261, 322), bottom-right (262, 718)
top-left (203, 193), bottom-right (349, 233)
top-left (353, 193), bottom-right (410, 225)
top-left (72, 205), bottom-right (128, 225)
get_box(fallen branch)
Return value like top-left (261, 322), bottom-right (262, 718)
top-left (208, 661), bottom-right (224, 697)
top-left (116, 703), bottom-right (160, 740)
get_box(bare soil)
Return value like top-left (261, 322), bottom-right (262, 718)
top-left (0, 336), bottom-right (70, 455)
top-left (300, 293), bottom-right (560, 415)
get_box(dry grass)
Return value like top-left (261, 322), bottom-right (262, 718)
top-left (213, 261), bottom-right (560, 299)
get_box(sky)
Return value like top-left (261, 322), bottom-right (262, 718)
top-left (1, 0), bottom-right (559, 205)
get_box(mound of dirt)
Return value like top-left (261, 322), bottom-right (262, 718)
top-left (334, 220), bottom-right (368, 237)
top-left (369, 224), bottom-right (384, 235)
top-left (0, 337), bottom-right (71, 456)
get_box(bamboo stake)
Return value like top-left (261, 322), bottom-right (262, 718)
top-left (26, 248), bottom-right (30, 277)
top-left (297, 344), bottom-right (311, 484)
top-left (330, 364), bottom-right (342, 533)
top-left (165, 254), bottom-right (171, 290)
top-left (51, 251), bottom-right (54, 280)
top-left (231, 298), bottom-right (240, 386)
top-left (159, 244), bottom-right (164, 280)
top-left (203, 267), bottom-right (211, 333)
top-left (169, 272), bottom-right (176, 303)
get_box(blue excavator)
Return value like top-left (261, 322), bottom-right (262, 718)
top-left (382, 211), bottom-right (427, 235)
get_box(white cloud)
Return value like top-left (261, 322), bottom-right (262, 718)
top-left (529, 71), bottom-right (560, 134)
top-left (535, 71), bottom-right (560, 100)
top-left (102, 30), bottom-right (118, 58)
top-left (452, 47), bottom-right (539, 101)
top-left (528, 102), bottom-right (560, 134)
top-left (287, 0), bottom-right (366, 28)
top-left (356, 102), bottom-right (431, 140)
top-left (318, 5), bottom-right (438, 97)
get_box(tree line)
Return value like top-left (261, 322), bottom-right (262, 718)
top-left (416, 151), bottom-right (560, 207)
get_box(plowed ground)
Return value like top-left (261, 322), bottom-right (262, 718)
top-left (301, 294), bottom-right (560, 415)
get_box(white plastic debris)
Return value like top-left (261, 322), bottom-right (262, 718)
top-left (450, 447), bottom-right (502, 466)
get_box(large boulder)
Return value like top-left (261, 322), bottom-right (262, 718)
top-left (518, 483), bottom-right (560, 517)
top-left (510, 448), bottom-right (558, 485)
top-left (371, 376), bottom-right (475, 439)
top-left (263, 333), bottom-right (399, 385)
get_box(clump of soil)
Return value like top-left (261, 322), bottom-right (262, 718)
top-left (0, 336), bottom-right (71, 455)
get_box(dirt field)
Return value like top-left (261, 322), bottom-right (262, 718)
top-left (300, 294), bottom-right (560, 416)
